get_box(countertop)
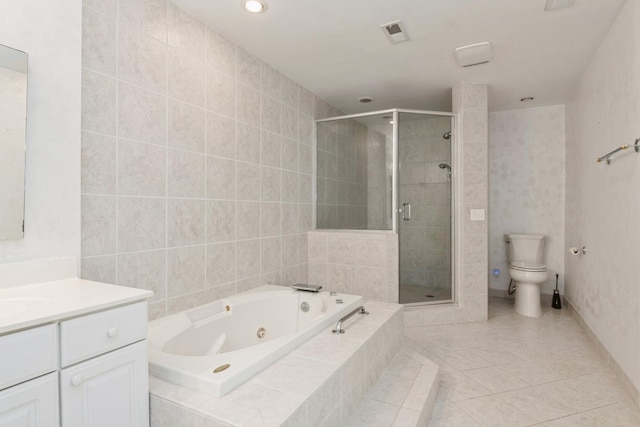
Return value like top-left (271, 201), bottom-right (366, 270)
top-left (0, 278), bottom-right (153, 335)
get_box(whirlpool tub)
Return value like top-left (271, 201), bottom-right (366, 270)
top-left (148, 285), bottom-right (364, 397)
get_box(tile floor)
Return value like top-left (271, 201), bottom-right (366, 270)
top-left (402, 297), bottom-right (640, 427)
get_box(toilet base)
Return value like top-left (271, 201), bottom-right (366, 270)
top-left (514, 281), bottom-right (542, 318)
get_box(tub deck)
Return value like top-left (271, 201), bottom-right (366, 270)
top-left (149, 298), bottom-right (439, 426)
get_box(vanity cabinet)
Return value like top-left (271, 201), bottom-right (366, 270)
top-left (0, 300), bottom-right (149, 427)
top-left (59, 303), bottom-right (148, 427)
top-left (60, 341), bottom-right (148, 427)
top-left (0, 373), bottom-right (58, 427)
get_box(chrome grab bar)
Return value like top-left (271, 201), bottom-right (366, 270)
top-left (596, 139), bottom-right (639, 165)
top-left (332, 306), bottom-right (369, 334)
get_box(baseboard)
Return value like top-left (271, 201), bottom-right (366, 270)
top-left (564, 297), bottom-right (640, 409)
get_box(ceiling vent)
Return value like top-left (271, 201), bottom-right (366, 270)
top-left (380, 21), bottom-right (408, 44)
top-left (545, 0), bottom-right (576, 11)
top-left (454, 41), bottom-right (492, 67)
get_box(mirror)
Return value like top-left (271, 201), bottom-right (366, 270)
top-left (0, 44), bottom-right (28, 241)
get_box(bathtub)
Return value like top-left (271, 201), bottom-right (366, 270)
top-left (148, 285), bottom-right (364, 397)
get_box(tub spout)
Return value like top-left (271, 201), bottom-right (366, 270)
top-left (332, 306), bottom-right (369, 334)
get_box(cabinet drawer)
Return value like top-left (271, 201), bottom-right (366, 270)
top-left (0, 324), bottom-right (57, 391)
top-left (60, 302), bottom-right (147, 367)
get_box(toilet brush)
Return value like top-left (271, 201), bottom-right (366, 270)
top-left (552, 274), bottom-right (561, 309)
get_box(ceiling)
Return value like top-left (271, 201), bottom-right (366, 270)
top-left (170, 0), bottom-right (626, 113)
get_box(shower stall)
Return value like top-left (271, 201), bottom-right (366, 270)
top-left (315, 109), bottom-right (455, 305)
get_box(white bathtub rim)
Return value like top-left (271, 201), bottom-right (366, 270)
top-left (148, 285), bottom-right (365, 397)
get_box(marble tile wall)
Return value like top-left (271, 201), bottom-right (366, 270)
top-left (307, 230), bottom-right (398, 303)
top-left (80, 0), bottom-right (333, 319)
top-left (488, 105), bottom-right (566, 296)
top-left (565, 0), bottom-right (640, 404)
top-left (316, 119), bottom-right (368, 230)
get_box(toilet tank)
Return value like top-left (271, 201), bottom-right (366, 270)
top-left (504, 234), bottom-right (545, 263)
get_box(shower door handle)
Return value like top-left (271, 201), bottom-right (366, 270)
top-left (401, 203), bottom-right (411, 221)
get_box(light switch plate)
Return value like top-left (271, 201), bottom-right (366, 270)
top-left (470, 209), bottom-right (485, 221)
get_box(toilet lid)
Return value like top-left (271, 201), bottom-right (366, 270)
top-left (510, 261), bottom-right (547, 272)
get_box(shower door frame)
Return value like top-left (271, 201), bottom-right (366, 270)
top-left (315, 108), bottom-right (458, 306)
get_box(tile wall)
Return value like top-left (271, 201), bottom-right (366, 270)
top-left (80, 0), bottom-right (332, 319)
top-left (307, 230), bottom-right (398, 303)
top-left (365, 128), bottom-right (391, 230)
top-left (404, 82), bottom-right (489, 325)
top-left (398, 117), bottom-right (452, 292)
top-left (316, 119), bottom-right (368, 230)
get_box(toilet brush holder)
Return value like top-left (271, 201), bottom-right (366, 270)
top-left (552, 274), bottom-right (561, 309)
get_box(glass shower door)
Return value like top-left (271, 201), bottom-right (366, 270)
top-left (397, 112), bottom-right (453, 304)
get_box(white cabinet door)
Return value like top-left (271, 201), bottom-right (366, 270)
top-left (0, 373), bottom-right (58, 427)
top-left (60, 341), bottom-right (148, 427)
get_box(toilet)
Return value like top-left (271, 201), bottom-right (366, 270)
top-left (504, 234), bottom-right (548, 318)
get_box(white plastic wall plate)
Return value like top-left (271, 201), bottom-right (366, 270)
top-left (470, 209), bottom-right (485, 221)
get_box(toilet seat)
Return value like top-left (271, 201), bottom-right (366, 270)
top-left (509, 261), bottom-right (547, 272)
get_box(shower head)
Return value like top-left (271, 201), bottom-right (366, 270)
top-left (443, 131), bottom-right (451, 140)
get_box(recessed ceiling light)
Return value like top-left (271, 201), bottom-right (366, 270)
top-left (520, 97), bottom-right (535, 102)
top-left (243, 0), bottom-right (267, 13)
top-left (358, 96), bottom-right (373, 103)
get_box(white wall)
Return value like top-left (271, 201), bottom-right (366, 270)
top-left (565, 0), bottom-right (640, 401)
top-left (0, 1), bottom-right (81, 265)
top-left (489, 105), bottom-right (565, 296)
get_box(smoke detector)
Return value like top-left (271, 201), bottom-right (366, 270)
top-left (380, 21), bottom-right (408, 44)
top-left (454, 41), bottom-right (492, 67)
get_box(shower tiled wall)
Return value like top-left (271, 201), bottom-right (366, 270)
top-left (366, 129), bottom-right (391, 230)
top-left (79, 0), bottom-right (333, 319)
top-left (404, 82), bottom-right (489, 325)
top-left (316, 119), bottom-right (368, 229)
top-left (398, 117), bottom-right (452, 293)
top-left (307, 230), bottom-right (398, 302)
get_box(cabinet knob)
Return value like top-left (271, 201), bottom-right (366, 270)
top-left (71, 374), bottom-right (83, 386)
top-left (107, 327), bottom-right (119, 338)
